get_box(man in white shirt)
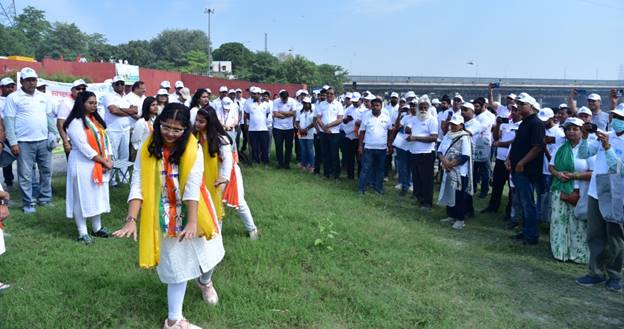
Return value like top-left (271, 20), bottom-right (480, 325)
top-left (568, 89), bottom-right (610, 131)
top-left (391, 101), bottom-right (412, 194)
top-left (244, 87), bottom-right (271, 165)
top-left (312, 89), bottom-right (327, 175)
top-left (341, 94), bottom-right (361, 179)
top-left (536, 107), bottom-right (565, 223)
top-left (216, 96), bottom-right (239, 143)
top-left (124, 81), bottom-right (146, 137)
top-left (472, 97), bottom-right (496, 198)
top-left (488, 83), bottom-right (516, 118)
top-left (358, 98), bottom-right (391, 194)
top-left (441, 94), bottom-right (464, 135)
top-left (0, 77), bottom-right (17, 187)
top-left (3, 67), bottom-right (58, 213)
top-left (385, 92), bottom-right (399, 122)
top-left (272, 90), bottom-right (297, 169)
top-left (461, 102), bottom-right (482, 217)
top-left (103, 76), bottom-right (138, 185)
top-left (57, 79), bottom-right (88, 157)
top-left (315, 87), bottom-right (344, 180)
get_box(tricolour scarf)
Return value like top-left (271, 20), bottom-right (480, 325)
top-left (84, 115), bottom-right (109, 185)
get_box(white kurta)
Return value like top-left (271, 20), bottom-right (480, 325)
top-left (0, 183), bottom-right (5, 255)
top-left (130, 118), bottom-right (153, 151)
top-left (128, 144), bottom-right (225, 284)
top-left (65, 119), bottom-right (111, 218)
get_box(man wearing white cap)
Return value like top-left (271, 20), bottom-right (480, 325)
top-left (316, 87), bottom-right (344, 180)
top-left (216, 96), bottom-right (239, 143)
top-left (441, 94), bottom-right (464, 135)
top-left (568, 89), bottom-right (609, 131)
top-left (508, 93), bottom-right (545, 245)
top-left (57, 79), bottom-right (88, 157)
top-left (3, 67), bottom-right (59, 213)
top-left (244, 86), bottom-right (271, 165)
top-left (103, 76), bottom-right (138, 185)
top-left (0, 77), bottom-right (17, 187)
top-left (272, 90), bottom-right (297, 169)
top-left (472, 97), bottom-right (496, 199)
top-left (358, 98), bottom-right (391, 194)
top-left (555, 103), bottom-right (572, 127)
top-left (385, 92), bottom-right (400, 119)
top-left (574, 103), bottom-right (624, 291)
top-left (537, 107), bottom-right (564, 224)
top-left (488, 83), bottom-right (516, 118)
top-left (341, 93), bottom-right (361, 179)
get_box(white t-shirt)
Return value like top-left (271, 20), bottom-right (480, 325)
top-left (384, 103), bottom-right (398, 122)
top-left (543, 125), bottom-right (566, 175)
top-left (216, 104), bottom-right (239, 129)
top-left (496, 105), bottom-right (511, 118)
top-left (124, 92), bottom-right (145, 120)
top-left (103, 92), bottom-right (132, 131)
top-left (316, 100), bottom-right (344, 134)
top-left (496, 121), bottom-right (521, 161)
top-left (404, 115), bottom-right (438, 154)
top-left (464, 118), bottom-right (483, 145)
top-left (272, 97), bottom-right (297, 130)
top-left (4, 89), bottom-right (55, 143)
top-left (584, 131), bottom-right (624, 199)
top-left (360, 111), bottom-right (392, 149)
top-left (392, 113), bottom-right (411, 150)
top-left (295, 110), bottom-right (316, 139)
top-left (476, 110), bottom-right (496, 143)
top-left (244, 100), bottom-right (271, 131)
top-left (57, 96), bottom-right (76, 121)
top-left (549, 143), bottom-right (594, 189)
top-left (342, 105), bottom-right (358, 140)
top-left (438, 133), bottom-right (471, 176)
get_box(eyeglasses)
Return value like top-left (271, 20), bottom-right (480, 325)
top-left (160, 124), bottom-right (185, 135)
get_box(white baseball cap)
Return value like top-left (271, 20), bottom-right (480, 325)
top-left (431, 98), bottom-right (441, 105)
top-left (405, 91), bottom-right (416, 99)
top-left (587, 93), bottom-right (601, 101)
top-left (205, 88), bottom-right (212, 94)
top-left (449, 114), bottom-right (464, 125)
top-left (612, 103), bottom-right (624, 118)
top-left (156, 89), bottom-right (169, 96)
top-left (537, 107), bottom-right (554, 121)
top-left (507, 93), bottom-right (517, 100)
top-left (322, 85), bottom-right (330, 90)
top-left (175, 81), bottom-right (184, 88)
top-left (160, 80), bottom-right (171, 88)
top-left (219, 86), bottom-right (228, 92)
top-left (0, 77), bottom-right (15, 86)
top-left (390, 92), bottom-right (399, 98)
top-left (577, 106), bottom-right (592, 116)
top-left (250, 86), bottom-right (262, 93)
top-left (36, 79), bottom-right (47, 87)
top-left (461, 102), bottom-right (475, 111)
top-left (516, 92), bottom-right (539, 109)
top-left (563, 117), bottom-right (584, 128)
top-left (179, 87), bottom-right (191, 100)
top-left (228, 89), bottom-right (236, 94)
top-left (72, 79), bottom-right (87, 88)
top-left (351, 94), bottom-right (361, 102)
top-left (221, 96), bottom-right (235, 110)
top-left (345, 92), bottom-right (353, 99)
top-left (364, 93), bottom-right (376, 101)
top-left (20, 67), bottom-right (38, 79)
top-left (112, 76), bottom-right (125, 83)
top-left (558, 103), bottom-right (569, 109)
top-left (453, 94), bottom-right (464, 102)
top-left (302, 96), bottom-right (312, 103)
top-left (235, 88), bottom-right (242, 93)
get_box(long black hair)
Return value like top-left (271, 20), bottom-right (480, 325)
top-left (141, 96), bottom-right (157, 121)
top-left (63, 91), bottom-right (106, 131)
top-left (195, 106), bottom-right (232, 157)
top-left (190, 88), bottom-right (210, 109)
top-left (148, 103), bottom-right (192, 165)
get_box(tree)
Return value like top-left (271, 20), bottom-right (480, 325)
top-left (212, 42), bottom-right (253, 73)
top-left (181, 50), bottom-right (209, 75)
top-left (14, 6), bottom-right (50, 52)
top-left (0, 25), bottom-right (34, 57)
top-left (116, 40), bottom-right (157, 66)
top-left (37, 22), bottom-right (87, 60)
top-left (150, 29), bottom-right (209, 69)
top-left (241, 51), bottom-right (282, 83)
top-left (278, 55), bottom-right (318, 84)
top-left (316, 64), bottom-right (349, 93)
top-left (85, 33), bottom-right (114, 62)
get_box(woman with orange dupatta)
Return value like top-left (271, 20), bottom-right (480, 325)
top-left (113, 103), bottom-right (224, 329)
top-left (63, 91), bottom-right (113, 245)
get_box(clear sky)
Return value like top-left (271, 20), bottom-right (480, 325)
top-left (19, 0), bottom-right (624, 80)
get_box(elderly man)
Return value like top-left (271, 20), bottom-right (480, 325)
top-left (4, 68), bottom-right (58, 213)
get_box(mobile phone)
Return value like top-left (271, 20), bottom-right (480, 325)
top-left (490, 82), bottom-right (500, 88)
top-left (583, 123), bottom-right (598, 133)
top-left (500, 117), bottom-right (509, 124)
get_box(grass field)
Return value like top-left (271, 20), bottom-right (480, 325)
top-left (0, 164), bottom-right (623, 329)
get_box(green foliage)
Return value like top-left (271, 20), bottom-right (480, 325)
top-left (149, 29), bottom-right (209, 69)
top-left (212, 42), bottom-right (253, 71)
top-left (116, 40), bottom-right (156, 66)
top-left (181, 50), bottom-right (209, 75)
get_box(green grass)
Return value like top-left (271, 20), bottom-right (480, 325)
top-left (1, 166), bottom-right (623, 328)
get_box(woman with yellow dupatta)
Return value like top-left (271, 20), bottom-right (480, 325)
top-left (63, 91), bottom-right (113, 245)
top-left (113, 103), bottom-right (224, 329)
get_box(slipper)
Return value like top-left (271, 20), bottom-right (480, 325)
top-left (0, 282), bottom-right (10, 292)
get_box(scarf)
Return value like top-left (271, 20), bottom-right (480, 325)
top-left (138, 134), bottom-right (219, 269)
top-left (222, 150), bottom-right (240, 208)
top-left (84, 115), bottom-right (109, 185)
top-left (198, 135), bottom-right (224, 219)
top-left (438, 130), bottom-right (474, 206)
top-left (551, 140), bottom-right (575, 194)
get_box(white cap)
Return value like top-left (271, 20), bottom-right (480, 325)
top-left (364, 93), bottom-right (376, 101)
top-left (219, 86), bottom-right (228, 92)
top-left (507, 93), bottom-right (517, 100)
top-left (205, 88), bottom-right (212, 94)
top-left (156, 89), bottom-right (169, 96)
top-left (160, 80), bottom-right (171, 88)
top-left (516, 93), bottom-right (539, 109)
top-left (401, 103), bottom-right (410, 109)
top-left (577, 106), bottom-right (592, 116)
top-left (405, 91), bottom-right (416, 99)
top-left (453, 94), bottom-right (464, 102)
top-left (345, 92), bottom-right (353, 99)
top-left (112, 76), bottom-right (124, 83)
top-left (36, 79), bottom-right (47, 87)
top-left (612, 103), bottom-right (624, 118)
top-left (20, 67), bottom-right (38, 79)
top-left (390, 92), bottom-right (399, 98)
top-left (558, 103), bottom-right (569, 109)
top-left (587, 93), bottom-right (601, 101)
top-left (221, 96), bottom-right (235, 110)
top-left (72, 79), bottom-right (87, 88)
top-left (449, 114), bottom-right (464, 125)
top-left (431, 98), bottom-right (440, 105)
top-left (228, 89), bottom-right (236, 94)
top-left (250, 86), bottom-right (262, 93)
top-left (461, 102), bottom-right (474, 111)
top-left (0, 77), bottom-right (15, 86)
top-left (302, 96), bottom-right (312, 103)
top-left (295, 89), bottom-right (304, 97)
top-left (179, 87), bottom-right (191, 100)
top-left (235, 88), bottom-right (242, 93)
top-left (351, 94), bottom-right (361, 102)
top-left (537, 107), bottom-right (554, 121)
top-left (175, 80), bottom-right (184, 88)
top-left (563, 117), bottom-right (584, 128)
top-left (418, 95), bottom-right (431, 105)
top-left (322, 85), bottom-right (330, 90)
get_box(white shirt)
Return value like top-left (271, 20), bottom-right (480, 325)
top-left (476, 110), bottom-right (496, 143)
top-left (0, 96), bottom-right (6, 118)
top-left (582, 131), bottom-right (624, 199)
top-left (464, 118), bottom-right (483, 145)
top-left (295, 110), bottom-right (316, 139)
top-left (124, 92), bottom-right (146, 119)
top-left (342, 105), bottom-right (359, 140)
top-left (392, 112), bottom-right (409, 150)
top-left (272, 97), bottom-right (297, 130)
top-left (316, 100), bottom-right (344, 134)
top-left (4, 89), bottom-right (55, 144)
top-left (103, 92), bottom-right (132, 131)
top-left (360, 111), bottom-right (392, 149)
top-left (496, 121), bottom-right (521, 161)
top-left (543, 125), bottom-right (565, 175)
top-left (404, 115), bottom-right (438, 154)
top-left (496, 105), bottom-right (511, 118)
top-left (384, 103), bottom-right (399, 121)
top-left (244, 100), bottom-right (271, 131)
top-left (217, 104), bottom-right (239, 129)
top-left (57, 96), bottom-right (76, 120)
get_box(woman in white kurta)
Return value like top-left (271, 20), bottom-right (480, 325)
top-left (0, 183), bottom-right (10, 292)
top-left (63, 91), bottom-right (113, 245)
top-left (188, 89), bottom-right (211, 125)
top-left (113, 103), bottom-right (224, 329)
top-left (131, 96), bottom-right (157, 151)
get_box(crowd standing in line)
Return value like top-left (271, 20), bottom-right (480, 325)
top-left (0, 66), bottom-right (623, 328)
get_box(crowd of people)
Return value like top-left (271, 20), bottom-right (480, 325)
top-left (0, 65), bottom-right (623, 327)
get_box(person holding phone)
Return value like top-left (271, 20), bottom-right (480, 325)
top-left (568, 89), bottom-right (609, 131)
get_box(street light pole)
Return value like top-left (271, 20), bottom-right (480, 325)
top-left (204, 8), bottom-right (214, 76)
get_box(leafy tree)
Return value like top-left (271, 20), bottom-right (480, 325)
top-left (0, 25), bottom-right (34, 57)
top-left (278, 55), bottom-right (318, 84)
top-left (37, 22), bottom-right (87, 60)
top-left (14, 6), bottom-right (50, 51)
top-left (181, 50), bottom-right (209, 74)
top-left (316, 64), bottom-right (349, 93)
top-left (212, 42), bottom-right (253, 73)
top-left (242, 51), bottom-right (282, 83)
top-left (116, 40), bottom-right (157, 66)
top-left (150, 29), bottom-right (209, 69)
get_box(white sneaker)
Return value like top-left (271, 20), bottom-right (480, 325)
top-left (394, 183), bottom-right (402, 190)
top-left (163, 318), bottom-right (202, 329)
top-left (439, 217), bottom-right (455, 223)
top-left (408, 184), bottom-right (413, 192)
top-left (196, 280), bottom-right (219, 305)
top-left (248, 228), bottom-right (259, 240)
top-left (452, 220), bottom-right (465, 230)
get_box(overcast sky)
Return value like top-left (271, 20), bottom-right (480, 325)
top-left (20, 0), bottom-right (624, 80)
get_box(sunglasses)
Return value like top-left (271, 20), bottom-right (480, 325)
top-left (114, 82), bottom-right (125, 86)
top-left (75, 87), bottom-right (86, 91)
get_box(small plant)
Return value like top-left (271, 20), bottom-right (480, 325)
top-left (314, 218), bottom-right (338, 251)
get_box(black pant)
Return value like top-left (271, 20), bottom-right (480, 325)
top-left (487, 159), bottom-right (509, 212)
top-left (249, 130), bottom-right (270, 165)
top-left (320, 132), bottom-right (341, 179)
top-left (273, 128), bottom-right (294, 168)
top-left (294, 133), bottom-right (301, 162)
top-left (410, 152), bottom-right (435, 207)
top-left (447, 176), bottom-right (469, 220)
top-left (2, 163), bottom-right (13, 185)
top-left (239, 124), bottom-right (249, 152)
top-left (341, 136), bottom-right (358, 179)
top-left (314, 134), bottom-right (323, 174)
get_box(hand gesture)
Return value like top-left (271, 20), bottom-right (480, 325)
top-left (178, 222), bottom-right (197, 242)
top-left (112, 220), bottom-right (137, 241)
top-left (570, 89), bottom-right (578, 98)
top-left (596, 131), bottom-right (610, 149)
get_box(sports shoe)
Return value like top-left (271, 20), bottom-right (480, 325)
top-left (440, 217), bottom-right (455, 223)
top-left (196, 280), bottom-right (219, 305)
top-left (606, 277), bottom-right (622, 293)
top-left (248, 229), bottom-right (259, 240)
top-left (92, 228), bottom-right (110, 238)
top-left (394, 183), bottom-right (402, 190)
top-left (163, 318), bottom-right (202, 329)
top-left (575, 274), bottom-right (606, 287)
top-left (0, 282), bottom-right (10, 293)
top-left (77, 234), bottom-right (93, 245)
top-left (452, 220), bottom-right (465, 230)
top-left (22, 206), bottom-right (36, 214)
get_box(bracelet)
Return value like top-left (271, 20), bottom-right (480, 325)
top-left (0, 199), bottom-right (7, 205)
top-left (126, 216), bottom-right (137, 223)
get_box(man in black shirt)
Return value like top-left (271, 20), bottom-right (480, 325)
top-left (506, 93), bottom-right (545, 244)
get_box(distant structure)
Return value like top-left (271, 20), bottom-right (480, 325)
top-left (211, 61), bottom-right (232, 74)
top-left (0, 0), bottom-right (16, 26)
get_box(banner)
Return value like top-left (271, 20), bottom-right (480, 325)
top-left (115, 63), bottom-right (140, 84)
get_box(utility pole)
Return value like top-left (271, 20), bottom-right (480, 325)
top-left (204, 8), bottom-right (214, 76)
top-left (264, 33), bottom-right (268, 52)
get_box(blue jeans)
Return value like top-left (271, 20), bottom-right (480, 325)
top-left (298, 138), bottom-right (314, 168)
top-left (395, 148), bottom-right (411, 191)
top-left (473, 160), bottom-right (490, 196)
top-left (536, 174), bottom-right (552, 223)
top-left (17, 140), bottom-right (52, 207)
top-left (512, 172), bottom-right (539, 242)
top-left (358, 148), bottom-right (386, 193)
